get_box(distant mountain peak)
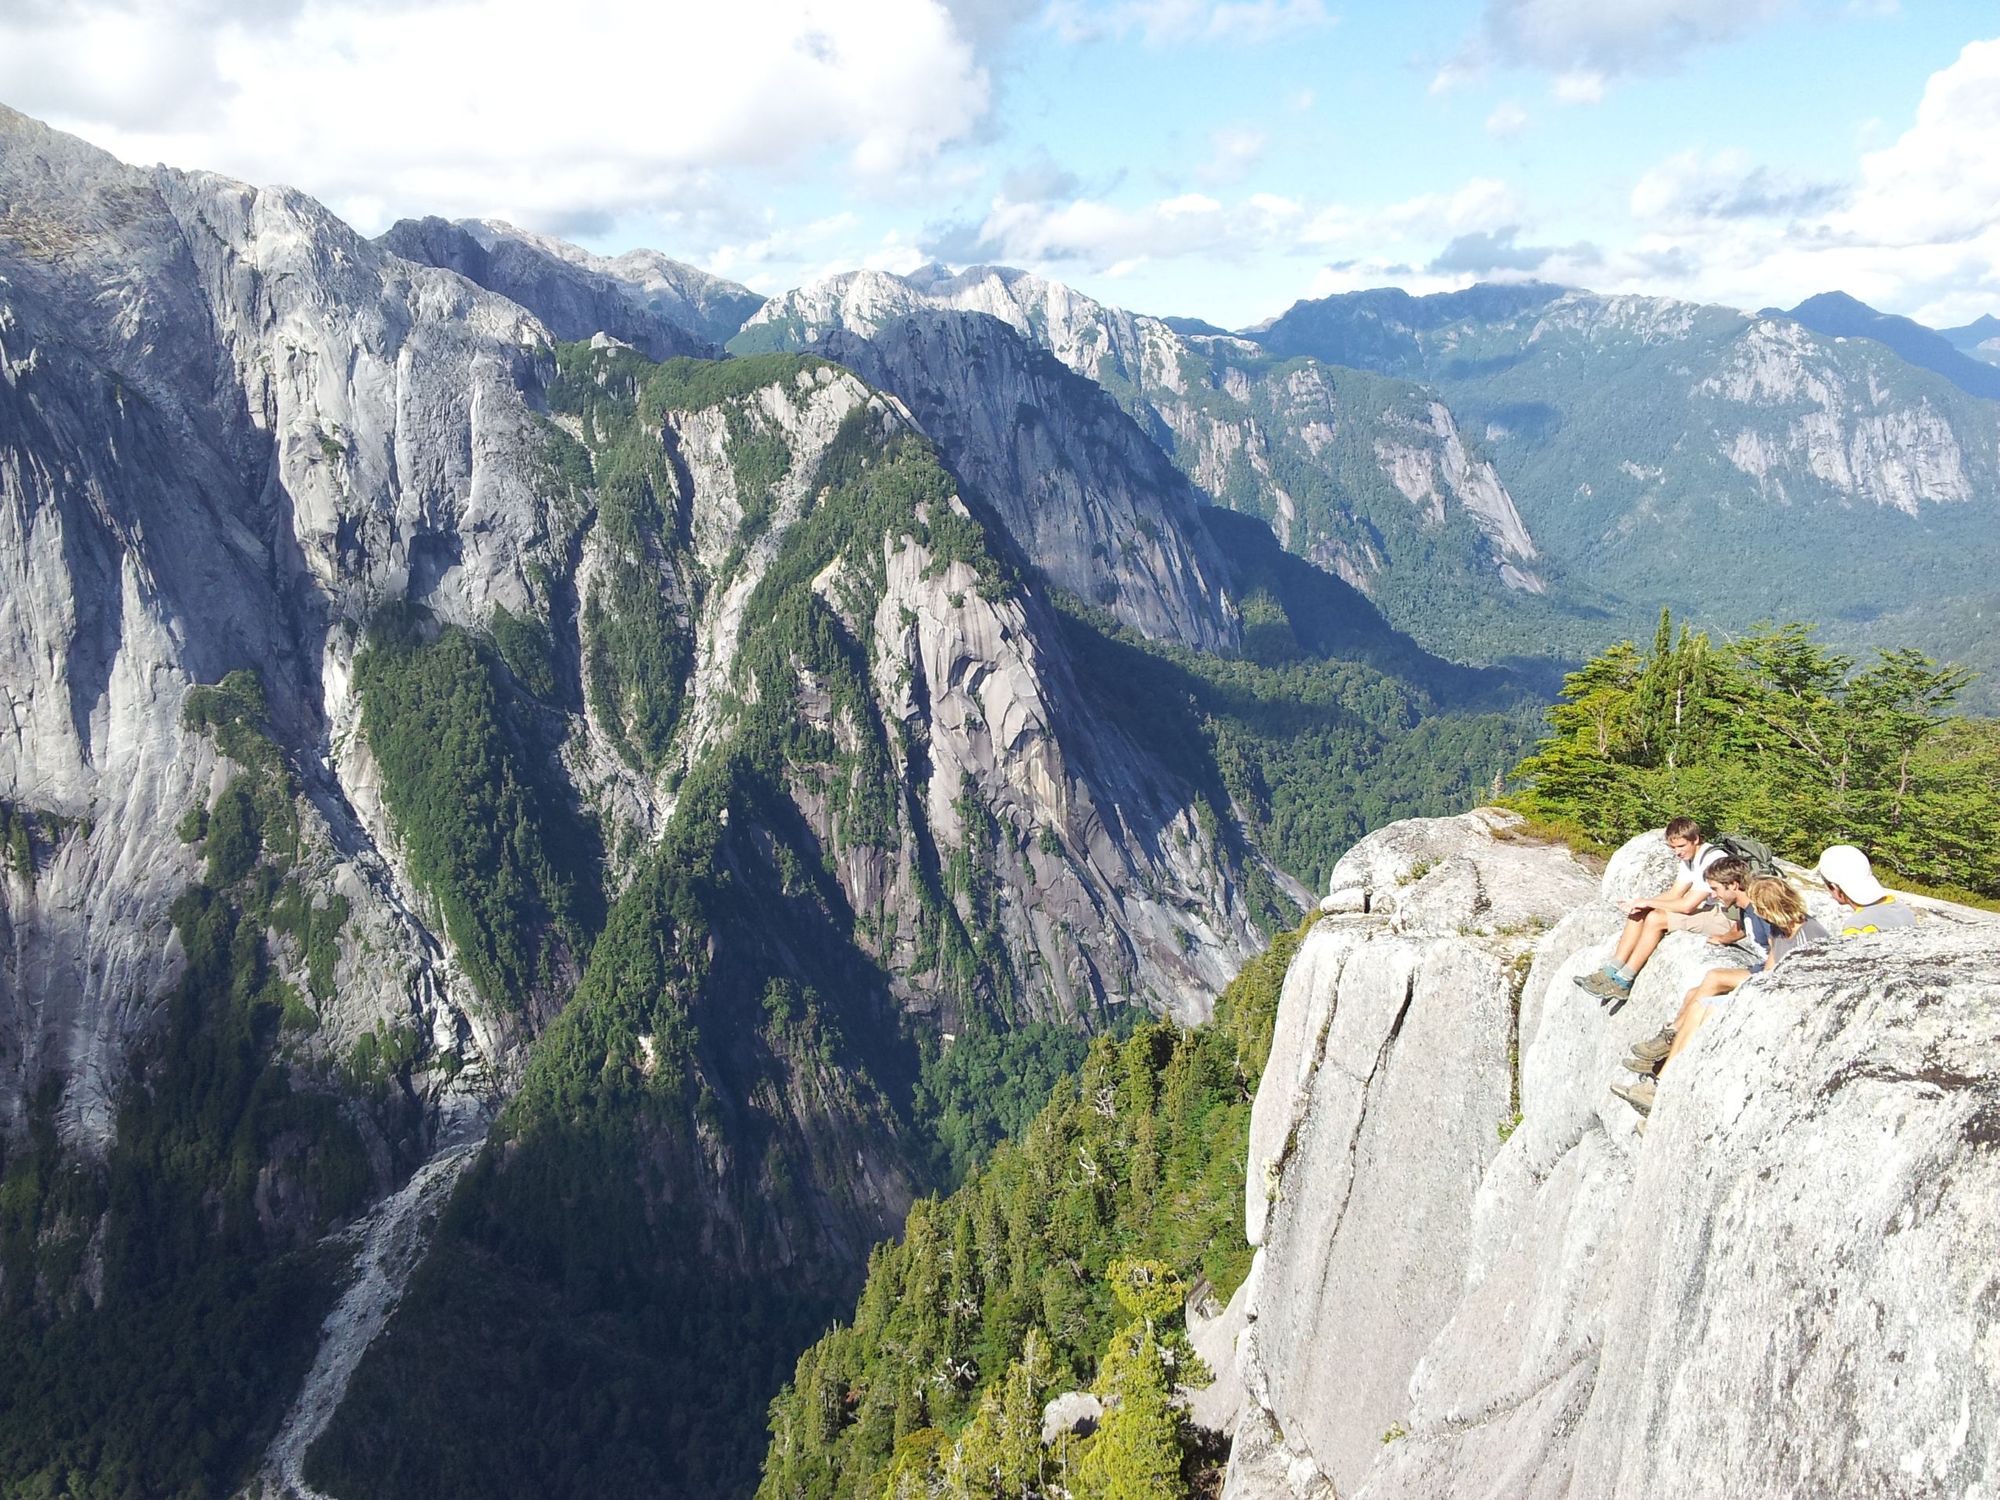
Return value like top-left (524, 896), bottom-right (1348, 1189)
top-left (1780, 289), bottom-right (2000, 402)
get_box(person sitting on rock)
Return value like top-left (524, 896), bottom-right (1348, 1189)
top-left (1615, 875), bottom-right (1829, 1118)
top-left (1817, 844), bottom-right (1916, 935)
top-left (1577, 820), bottom-right (1742, 1005)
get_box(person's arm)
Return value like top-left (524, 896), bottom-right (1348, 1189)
top-left (1707, 919), bottom-right (1746, 946)
top-left (1629, 875), bottom-right (1692, 916)
top-left (1658, 879), bottom-right (1709, 915)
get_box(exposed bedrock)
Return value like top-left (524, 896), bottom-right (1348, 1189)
top-left (1223, 810), bottom-right (1998, 1500)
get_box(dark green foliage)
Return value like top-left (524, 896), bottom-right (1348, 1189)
top-left (0, 797), bottom-right (80, 882)
top-left (204, 777), bottom-right (262, 885)
top-left (354, 620), bottom-right (602, 1011)
top-left (488, 603), bottom-right (559, 701)
top-left (183, 669), bottom-right (282, 773)
top-left (307, 726), bottom-right (918, 1500)
top-left (913, 1022), bottom-right (1093, 1186)
top-left (756, 924), bottom-right (1304, 1500)
top-left (1510, 612), bottom-right (2000, 901)
top-left (0, 749), bottom-right (373, 1498)
top-left (1054, 591), bottom-right (1539, 901)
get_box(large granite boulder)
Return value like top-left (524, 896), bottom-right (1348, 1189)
top-left (1225, 815), bottom-right (1999, 1500)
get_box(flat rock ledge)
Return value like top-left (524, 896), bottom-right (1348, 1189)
top-left (1219, 809), bottom-right (1998, 1500)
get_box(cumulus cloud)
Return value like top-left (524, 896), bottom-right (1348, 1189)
top-left (1485, 100), bottom-right (1530, 136)
top-left (1427, 225), bottom-right (1598, 275)
top-left (1836, 35), bottom-right (2000, 246)
top-left (1600, 40), bottom-right (2000, 324)
top-left (1551, 70), bottom-right (1605, 104)
top-left (0, 0), bottom-right (1021, 245)
top-left (922, 170), bottom-right (1529, 290)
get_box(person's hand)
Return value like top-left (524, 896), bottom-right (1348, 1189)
top-left (1626, 901), bottom-right (1653, 918)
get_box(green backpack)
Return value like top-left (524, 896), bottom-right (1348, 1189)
top-left (1712, 832), bottom-right (1780, 879)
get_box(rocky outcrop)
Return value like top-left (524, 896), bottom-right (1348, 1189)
top-left (1224, 812), bottom-right (1999, 1499)
top-left (0, 109), bottom-right (1280, 1496)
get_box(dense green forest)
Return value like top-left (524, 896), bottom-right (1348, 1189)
top-left (756, 924), bottom-right (1302, 1500)
top-left (0, 674), bottom-right (382, 1499)
top-left (1508, 612), bottom-right (2000, 902)
top-left (355, 610), bottom-right (605, 1013)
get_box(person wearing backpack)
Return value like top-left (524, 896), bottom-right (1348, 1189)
top-left (1614, 875), bottom-right (1828, 1121)
top-left (1577, 819), bottom-right (1743, 1005)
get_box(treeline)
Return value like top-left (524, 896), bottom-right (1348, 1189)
top-left (1509, 612), bottom-right (2000, 901)
top-left (757, 924), bottom-right (1303, 1500)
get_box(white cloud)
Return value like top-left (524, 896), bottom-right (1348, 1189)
top-left (1193, 125), bottom-right (1268, 186)
top-left (1378, 178), bottom-right (1526, 238)
top-left (1596, 44), bottom-right (2000, 323)
top-left (0, 0), bottom-right (1011, 245)
top-left (1485, 100), bottom-right (1530, 136)
top-left (1048, 0), bottom-right (1332, 45)
top-left (1551, 70), bottom-right (1605, 104)
top-left (1836, 36), bottom-right (2000, 247)
top-left (1629, 148), bottom-right (1841, 227)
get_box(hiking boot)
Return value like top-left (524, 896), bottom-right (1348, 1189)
top-left (1611, 1078), bottom-right (1657, 1116)
top-left (1628, 1027), bottom-right (1677, 1064)
top-left (1575, 969), bottom-right (1624, 1000)
top-left (1596, 974), bottom-right (1634, 1008)
top-left (1622, 1051), bottom-right (1665, 1076)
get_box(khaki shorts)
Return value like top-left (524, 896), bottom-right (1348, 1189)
top-left (1664, 906), bottom-right (1735, 937)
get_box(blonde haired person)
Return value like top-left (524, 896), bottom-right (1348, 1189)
top-left (1613, 876), bottom-right (1830, 1119)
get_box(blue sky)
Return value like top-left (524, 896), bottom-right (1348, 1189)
top-left (4, 1), bottom-right (1997, 327)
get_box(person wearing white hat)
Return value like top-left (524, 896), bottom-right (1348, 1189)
top-left (1816, 845), bottom-right (1916, 936)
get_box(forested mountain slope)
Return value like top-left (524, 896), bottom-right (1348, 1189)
top-left (0, 106), bottom-right (1534, 1500)
top-left (1252, 284), bottom-right (2000, 697)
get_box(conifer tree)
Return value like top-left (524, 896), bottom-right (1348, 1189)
top-left (1075, 1331), bottom-right (1184, 1500)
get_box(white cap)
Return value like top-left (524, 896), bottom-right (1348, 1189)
top-left (1817, 844), bottom-right (1886, 906)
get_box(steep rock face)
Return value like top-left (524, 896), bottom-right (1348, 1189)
top-left (465, 218), bottom-right (764, 344)
top-left (736, 266), bottom-right (1548, 647)
top-left (1780, 290), bottom-right (2000, 403)
top-left (1, 104), bottom-right (559, 1151)
top-left (814, 310), bottom-right (1241, 651)
top-left (1225, 813), bottom-right (1999, 1499)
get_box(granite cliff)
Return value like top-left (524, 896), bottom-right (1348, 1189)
top-left (1220, 812), bottom-right (1998, 1498)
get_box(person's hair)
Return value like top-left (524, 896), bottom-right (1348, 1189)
top-left (1748, 876), bottom-right (1810, 935)
top-left (1665, 816), bottom-right (1703, 842)
top-left (1706, 856), bottom-right (1749, 890)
